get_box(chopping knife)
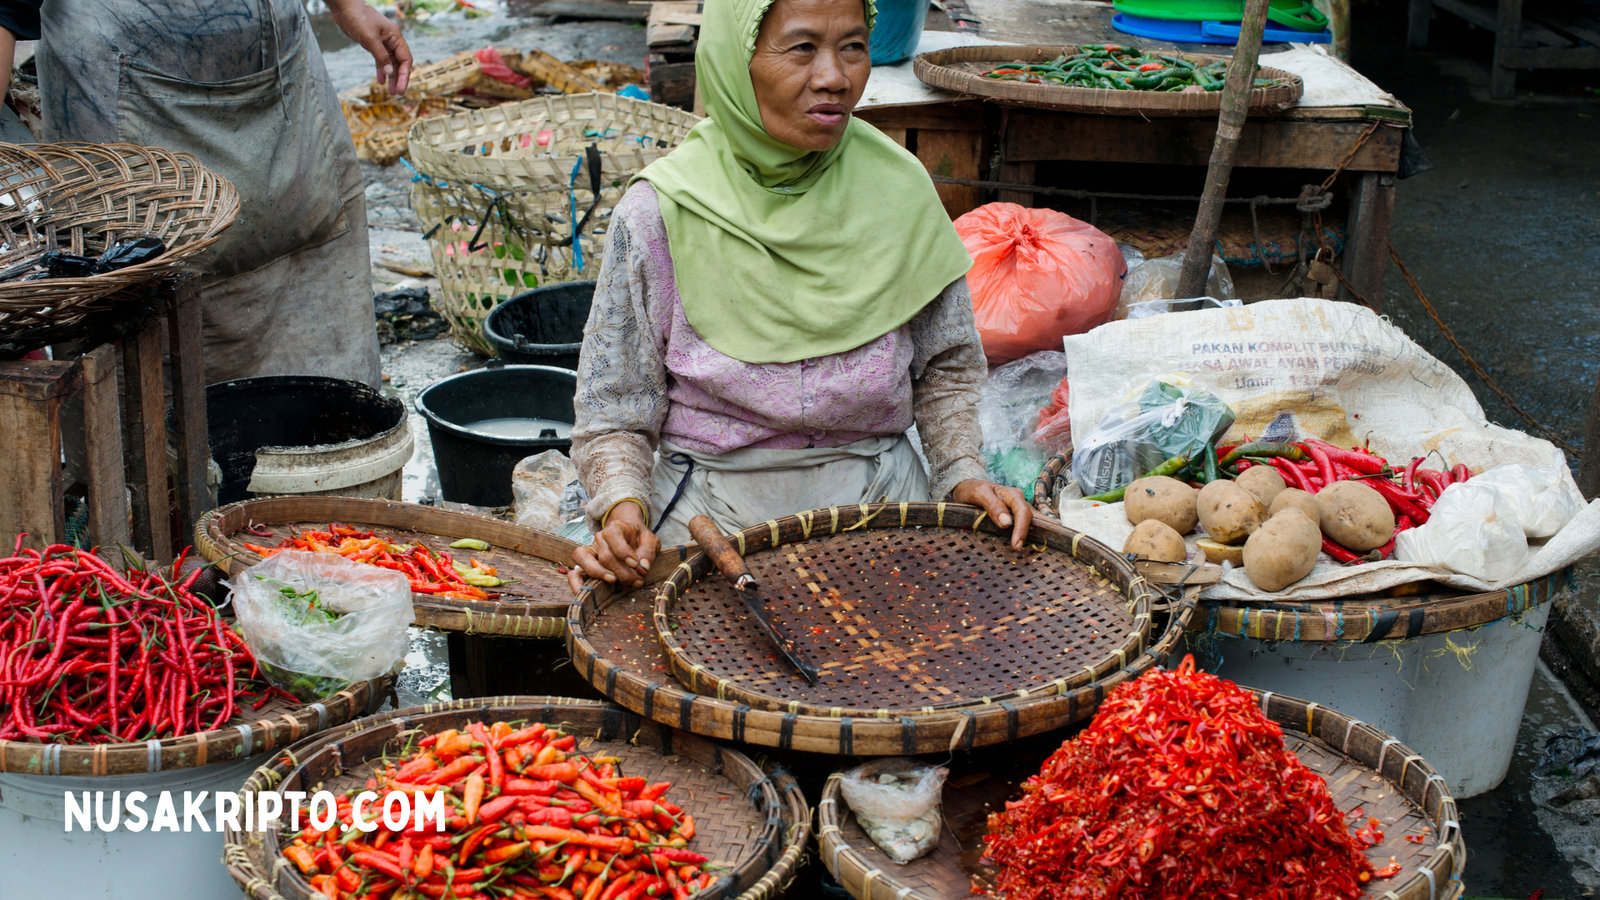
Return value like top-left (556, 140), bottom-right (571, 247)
top-left (687, 515), bottom-right (821, 686)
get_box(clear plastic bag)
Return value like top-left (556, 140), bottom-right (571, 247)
top-left (1395, 482), bottom-right (1528, 582)
top-left (978, 352), bottom-right (1069, 499)
top-left (1464, 463), bottom-right (1580, 539)
top-left (1070, 375), bottom-right (1236, 496)
top-left (954, 203), bottom-right (1125, 364)
top-left (837, 758), bottom-right (948, 864)
top-left (229, 551), bottom-right (415, 701)
top-left (513, 450), bottom-right (579, 532)
top-left (1115, 251), bottom-right (1236, 320)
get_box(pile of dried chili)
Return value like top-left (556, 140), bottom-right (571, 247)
top-left (982, 656), bottom-right (1373, 900)
top-left (282, 720), bottom-right (712, 900)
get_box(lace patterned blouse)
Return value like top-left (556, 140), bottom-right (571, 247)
top-left (571, 181), bottom-right (988, 530)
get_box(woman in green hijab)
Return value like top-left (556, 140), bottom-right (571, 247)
top-left (568, 0), bottom-right (1031, 590)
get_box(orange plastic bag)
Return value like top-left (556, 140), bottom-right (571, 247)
top-left (953, 203), bottom-right (1125, 365)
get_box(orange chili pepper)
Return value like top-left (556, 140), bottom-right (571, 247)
top-left (459, 824), bottom-right (494, 867)
top-left (463, 772), bottom-right (486, 824)
top-left (415, 843), bottom-right (435, 880)
top-left (483, 841), bottom-right (531, 864)
top-left (284, 843), bottom-right (318, 875)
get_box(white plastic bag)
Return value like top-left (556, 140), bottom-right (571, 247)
top-left (513, 450), bottom-right (579, 532)
top-left (1115, 251), bottom-right (1235, 319)
top-left (1465, 464), bottom-right (1580, 539)
top-left (229, 551), bottom-right (415, 700)
top-left (978, 351), bottom-right (1069, 496)
top-left (1395, 482), bottom-right (1528, 582)
top-left (837, 758), bottom-right (948, 864)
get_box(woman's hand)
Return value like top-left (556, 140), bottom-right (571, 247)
top-left (326, 0), bottom-right (413, 95)
top-left (568, 500), bottom-right (659, 594)
top-left (951, 480), bottom-right (1034, 550)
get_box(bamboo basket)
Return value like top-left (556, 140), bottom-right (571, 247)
top-left (407, 94), bottom-right (700, 353)
top-left (0, 142), bottom-right (239, 353)
top-left (569, 503), bottom-right (1198, 755)
top-left (222, 697), bottom-right (812, 900)
top-left (197, 497), bottom-right (576, 639)
top-left (914, 45), bottom-right (1303, 116)
top-left (652, 502), bottom-right (1156, 718)
top-left (818, 689), bottom-right (1465, 900)
top-left (0, 677), bottom-right (383, 777)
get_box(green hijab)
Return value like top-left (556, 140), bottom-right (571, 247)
top-left (633, 0), bottom-right (972, 365)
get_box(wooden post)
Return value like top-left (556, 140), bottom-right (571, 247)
top-left (1337, 172), bottom-right (1395, 312)
top-left (1408, 0), bottom-right (1433, 48)
top-left (0, 359), bottom-right (81, 552)
top-left (1580, 367), bottom-right (1600, 500)
top-left (165, 276), bottom-right (212, 546)
top-left (79, 344), bottom-right (131, 550)
top-left (1491, 0), bottom-right (1524, 100)
top-left (1176, 0), bottom-right (1273, 299)
top-left (121, 314), bottom-right (173, 563)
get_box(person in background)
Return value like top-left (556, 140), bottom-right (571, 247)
top-left (566, 0), bottom-right (1031, 592)
top-left (0, 0), bottom-right (411, 387)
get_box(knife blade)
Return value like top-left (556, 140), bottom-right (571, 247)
top-left (687, 515), bottom-right (821, 685)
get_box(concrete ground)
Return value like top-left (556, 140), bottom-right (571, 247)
top-left (325, 3), bottom-right (1600, 896)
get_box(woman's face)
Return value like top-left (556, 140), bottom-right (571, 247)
top-left (748, 0), bottom-right (871, 152)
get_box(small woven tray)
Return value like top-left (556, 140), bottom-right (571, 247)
top-left (570, 505), bottom-right (1197, 755)
top-left (222, 697), bottom-right (811, 900)
top-left (0, 142), bottom-right (239, 351)
top-left (819, 689), bottom-right (1464, 900)
top-left (197, 497), bottom-right (576, 638)
top-left (0, 677), bottom-right (384, 777)
top-left (653, 502), bottom-right (1155, 717)
top-left (914, 46), bottom-right (1303, 116)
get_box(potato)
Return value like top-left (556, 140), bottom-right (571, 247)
top-left (1196, 481), bottom-right (1266, 545)
top-left (1235, 466), bottom-right (1287, 509)
top-left (1123, 475), bottom-right (1198, 534)
top-left (1196, 538), bottom-right (1245, 566)
top-left (1243, 508), bottom-right (1322, 591)
top-left (1123, 520), bottom-right (1187, 563)
top-left (1269, 488), bottom-right (1321, 522)
top-left (1316, 480), bottom-right (1395, 552)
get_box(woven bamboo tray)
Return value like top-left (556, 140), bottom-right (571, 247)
top-left (0, 676), bottom-right (384, 777)
top-left (914, 46), bottom-right (1303, 116)
top-left (0, 142), bottom-right (239, 351)
top-left (819, 689), bottom-right (1464, 900)
top-left (1031, 451), bottom-right (1572, 639)
top-left (652, 502), bottom-right (1155, 718)
top-left (197, 497), bottom-right (576, 638)
top-left (408, 93), bottom-right (700, 353)
top-left (570, 504), bottom-right (1198, 755)
top-left (222, 696), bottom-right (811, 900)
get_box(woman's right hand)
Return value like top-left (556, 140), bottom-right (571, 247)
top-left (568, 500), bottom-right (658, 594)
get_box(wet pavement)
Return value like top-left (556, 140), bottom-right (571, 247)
top-left (329, 5), bottom-right (1600, 896)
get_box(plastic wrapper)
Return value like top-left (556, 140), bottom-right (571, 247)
top-left (512, 449), bottom-right (579, 532)
top-left (1070, 375), bottom-right (1235, 496)
top-left (1395, 482), bottom-right (1528, 582)
top-left (1032, 373), bottom-right (1071, 452)
top-left (1464, 463), bottom-right (1580, 539)
top-left (229, 551), bottom-right (414, 701)
top-left (1114, 251), bottom-right (1235, 320)
top-left (954, 202), bottom-right (1125, 364)
top-left (978, 351), bottom-right (1068, 499)
top-left (838, 758), bottom-right (948, 864)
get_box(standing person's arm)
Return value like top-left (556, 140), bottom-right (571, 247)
top-left (0, 0), bottom-right (42, 100)
top-left (324, 0), bottom-right (412, 95)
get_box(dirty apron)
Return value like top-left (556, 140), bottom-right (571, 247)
top-left (647, 434), bottom-right (931, 547)
top-left (36, 0), bottom-right (379, 386)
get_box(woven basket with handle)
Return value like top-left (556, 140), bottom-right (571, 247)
top-left (0, 142), bottom-right (238, 354)
top-left (407, 93), bottom-right (700, 354)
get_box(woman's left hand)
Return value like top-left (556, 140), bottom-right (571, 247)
top-left (326, 0), bottom-right (413, 95)
top-left (951, 480), bottom-right (1033, 550)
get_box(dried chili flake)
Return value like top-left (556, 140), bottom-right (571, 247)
top-left (982, 656), bottom-right (1373, 900)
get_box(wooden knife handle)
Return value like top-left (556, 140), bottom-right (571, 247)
top-left (687, 515), bottom-right (752, 583)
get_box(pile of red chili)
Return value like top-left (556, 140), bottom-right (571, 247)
top-left (982, 656), bottom-right (1374, 900)
top-left (0, 542), bottom-right (277, 743)
top-left (283, 719), bottom-right (713, 900)
top-left (1224, 438), bottom-right (1472, 563)
top-left (243, 524), bottom-right (503, 601)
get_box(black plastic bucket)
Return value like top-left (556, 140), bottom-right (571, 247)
top-left (481, 281), bottom-right (595, 369)
top-left (206, 377), bottom-right (406, 506)
top-left (414, 365), bottom-right (578, 507)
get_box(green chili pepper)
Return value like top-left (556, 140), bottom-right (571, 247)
top-left (1202, 444), bottom-right (1221, 484)
top-left (1081, 455), bottom-right (1191, 503)
top-left (1218, 442), bottom-right (1306, 468)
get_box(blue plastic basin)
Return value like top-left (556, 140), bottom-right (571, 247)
top-left (870, 0), bottom-right (928, 65)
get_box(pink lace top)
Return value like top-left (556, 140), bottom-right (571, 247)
top-left (572, 182), bottom-right (987, 529)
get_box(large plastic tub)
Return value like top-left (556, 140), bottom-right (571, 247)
top-left (870, 0), bottom-right (929, 65)
top-left (414, 365), bottom-right (577, 507)
top-left (481, 281), bottom-right (594, 369)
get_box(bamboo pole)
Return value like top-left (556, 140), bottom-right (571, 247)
top-left (1176, 0), bottom-right (1274, 299)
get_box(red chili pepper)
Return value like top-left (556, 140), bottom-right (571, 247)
top-left (1322, 536), bottom-right (1363, 564)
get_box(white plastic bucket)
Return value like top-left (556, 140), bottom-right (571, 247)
top-left (0, 754), bottom-right (260, 898)
top-left (1196, 600), bottom-right (1549, 798)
